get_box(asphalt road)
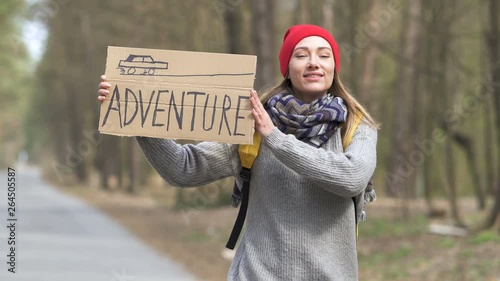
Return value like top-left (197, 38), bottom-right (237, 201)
top-left (0, 166), bottom-right (198, 281)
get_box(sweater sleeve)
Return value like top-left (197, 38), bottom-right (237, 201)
top-left (136, 137), bottom-right (240, 187)
top-left (262, 124), bottom-right (377, 198)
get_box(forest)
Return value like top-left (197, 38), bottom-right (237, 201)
top-left (0, 0), bottom-right (499, 280)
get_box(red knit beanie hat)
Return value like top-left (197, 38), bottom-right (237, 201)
top-left (279, 24), bottom-right (340, 77)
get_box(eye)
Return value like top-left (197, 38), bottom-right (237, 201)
top-left (295, 53), bottom-right (307, 58)
top-left (320, 54), bottom-right (331, 59)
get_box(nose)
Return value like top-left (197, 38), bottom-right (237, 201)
top-left (307, 55), bottom-right (319, 69)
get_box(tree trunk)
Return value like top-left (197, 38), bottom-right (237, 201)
top-left (385, 0), bottom-right (421, 217)
top-left (67, 82), bottom-right (87, 183)
top-left (295, 0), bottom-right (309, 24)
top-left (443, 0), bottom-right (466, 227)
top-left (421, 1), bottom-right (436, 214)
top-left (97, 137), bottom-right (111, 190)
top-left (322, 0), bottom-right (335, 31)
top-left (450, 132), bottom-right (486, 209)
top-left (62, 5), bottom-right (88, 184)
top-left (385, 16), bottom-right (406, 197)
top-left (347, 1), bottom-right (362, 95)
top-left (252, 0), bottom-right (275, 90)
top-left (127, 138), bottom-right (141, 194)
top-left (359, 0), bottom-right (379, 116)
top-left (116, 139), bottom-right (123, 189)
top-left (224, 3), bottom-right (244, 54)
top-left (480, 0), bottom-right (500, 230)
top-left (406, 0), bottom-right (422, 201)
top-left (484, 91), bottom-right (496, 195)
top-left (444, 141), bottom-right (466, 227)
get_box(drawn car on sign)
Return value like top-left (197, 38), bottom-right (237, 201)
top-left (118, 54), bottom-right (168, 75)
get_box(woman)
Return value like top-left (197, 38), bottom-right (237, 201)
top-left (98, 24), bottom-right (378, 281)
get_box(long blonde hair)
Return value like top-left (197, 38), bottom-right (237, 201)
top-left (259, 73), bottom-right (379, 139)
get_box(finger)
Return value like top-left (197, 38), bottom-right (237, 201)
top-left (98, 96), bottom-right (105, 102)
top-left (251, 92), bottom-right (263, 111)
top-left (252, 90), bottom-right (265, 110)
top-left (99, 82), bottom-right (111, 89)
top-left (250, 93), bottom-right (259, 109)
top-left (98, 89), bottom-right (109, 95)
top-left (98, 89), bottom-right (109, 96)
top-left (100, 75), bottom-right (107, 82)
top-left (251, 90), bottom-right (259, 104)
top-left (252, 108), bottom-right (261, 123)
top-left (251, 100), bottom-right (262, 118)
top-left (99, 82), bottom-right (111, 90)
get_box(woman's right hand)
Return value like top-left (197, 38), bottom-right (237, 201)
top-left (97, 75), bottom-right (111, 103)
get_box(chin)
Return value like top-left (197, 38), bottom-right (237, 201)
top-left (301, 87), bottom-right (328, 95)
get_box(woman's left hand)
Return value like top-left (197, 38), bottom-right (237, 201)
top-left (250, 89), bottom-right (275, 138)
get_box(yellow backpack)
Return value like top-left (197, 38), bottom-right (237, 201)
top-left (225, 115), bottom-right (364, 250)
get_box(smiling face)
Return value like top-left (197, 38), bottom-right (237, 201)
top-left (288, 36), bottom-right (336, 103)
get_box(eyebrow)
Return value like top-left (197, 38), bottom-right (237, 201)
top-left (294, 46), bottom-right (332, 52)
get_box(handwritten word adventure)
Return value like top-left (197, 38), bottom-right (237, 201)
top-left (101, 84), bottom-right (251, 137)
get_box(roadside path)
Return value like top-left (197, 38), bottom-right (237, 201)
top-left (0, 166), bottom-right (198, 281)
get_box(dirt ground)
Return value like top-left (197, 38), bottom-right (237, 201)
top-left (59, 184), bottom-right (500, 281)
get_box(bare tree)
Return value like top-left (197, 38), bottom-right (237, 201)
top-left (322, 0), bottom-right (335, 31)
top-left (480, 0), bottom-right (500, 231)
top-left (439, 0), bottom-right (465, 227)
top-left (421, 1), bottom-right (438, 216)
top-left (386, 1), bottom-right (421, 202)
top-left (224, 2), bottom-right (244, 54)
top-left (295, 0), bottom-right (309, 24)
top-left (483, 88), bottom-right (497, 196)
top-left (359, 0), bottom-right (380, 117)
top-left (127, 138), bottom-right (141, 193)
top-left (252, 0), bottom-right (275, 90)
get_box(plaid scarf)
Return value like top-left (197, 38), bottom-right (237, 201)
top-left (231, 90), bottom-right (347, 208)
top-left (266, 89), bottom-right (347, 147)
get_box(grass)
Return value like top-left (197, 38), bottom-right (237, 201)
top-left (355, 199), bottom-right (499, 281)
top-left (391, 244), bottom-right (413, 259)
top-left (468, 230), bottom-right (500, 244)
top-left (358, 214), bottom-right (428, 238)
top-left (438, 237), bottom-right (457, 248)
top-left (185, 230), bottom-right (210, 242)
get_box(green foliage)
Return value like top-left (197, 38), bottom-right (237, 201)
top-left (359, 215), bottom-right (428, 238)
top-left (438, 237), bottom-right (458, 248)
top-left (391, 244), bottom-right (413, 259)
top-left (468, 230), bottom-right (500, 244)
top-left (358, 243), bottom-right (413, 279)
top-left (358, 215), bottom-right (500, 280)
top-left (0, 0), bottom-right (29, 167)
top-left (386, 266), bottom-right (410, 280)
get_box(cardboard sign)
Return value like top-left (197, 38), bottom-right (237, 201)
top-left (99, 46), bottom-right (257, 144)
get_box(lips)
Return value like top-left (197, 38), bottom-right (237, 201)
top-left (303, 72), bottom-right (324, 78)
top-left (303, 72), bottom-right (324, 82)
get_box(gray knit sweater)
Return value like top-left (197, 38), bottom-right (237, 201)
top-left (136, 123), bottom-right (377, 281)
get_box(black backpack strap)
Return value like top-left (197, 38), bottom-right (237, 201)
top-left (226, 168), bottom-right (251, 250)
top-left (352, 196), bottom-right (358, 241)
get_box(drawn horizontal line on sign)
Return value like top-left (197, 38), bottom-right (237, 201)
top-left (119, 73), bottom-right (255, 77)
